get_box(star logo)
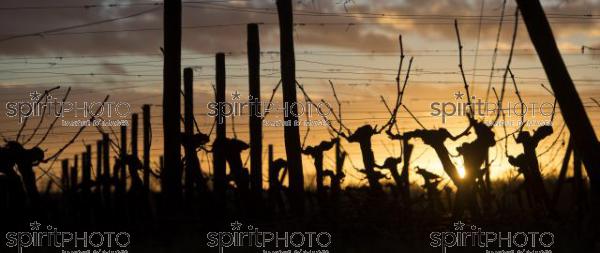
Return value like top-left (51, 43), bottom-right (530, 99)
top-left (30, 91), bottom-right (41, 101)
top-left (454, 91), bottom-right (465, 100)
top-left (231, 90), bottom-right (241, 100)
top-left (453, 221), bottom-right (465, 231)
top-left (230, 221), bottom-right (242, 231)
top-left (30, 221), bottom-right (41, 231)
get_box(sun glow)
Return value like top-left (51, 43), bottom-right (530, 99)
top-left (457, 166), bottom-right (466, 179)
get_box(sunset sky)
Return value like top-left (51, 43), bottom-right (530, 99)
top-left (1, 0), bottom-right (599, 190)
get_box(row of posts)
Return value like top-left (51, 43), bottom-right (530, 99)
top-left (59, 18), bottom-right (346, 205)
top-left (61, 105), bottom-right (153, 196)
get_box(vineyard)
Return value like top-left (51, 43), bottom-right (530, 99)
top-left (1, 0), bottom-right (600, 252)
